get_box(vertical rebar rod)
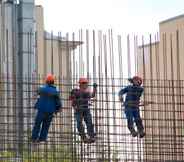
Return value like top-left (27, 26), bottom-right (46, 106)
top-left (134, 36), bottom-right (138, 75)
top-left (170, 33), bottom-right (177, 161)
top-left (44, 31), bottom-right (47, 75)
top-left (149, 34), bottom-right (154, 159)
top-left (51, 31), bottom-right (54, 74)
top-left (176, 30), bottom-right (183, 160)
top-left (98, 30), bottom-right (105, 161)
top-left (141, 35), bottom-right (147, 162)
top-left (72, 31), bottom-right (77, 162)
top-left (108, 29), bottom-right (117, 161)
top-left (103, 34), bottom-right (111, 162)
top-left (86, 30), bottom-right (89, 78)
top-left (127, 35), bottom-right (131, 78)
top-left (163, 33), bottom-right (168, 161)
top-left (154, 33), bottom-right (161, 161)
top-left (5, 29), bottom-right (10, 155)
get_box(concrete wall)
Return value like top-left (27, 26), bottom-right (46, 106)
top-left (159, 15), bottom-right (184, 80)
top-left (137, 15), bottom-right (184, 161)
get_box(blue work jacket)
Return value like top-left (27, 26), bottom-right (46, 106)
top-left (35, 84), bottom-right (62, 113)
top-left (119, 85), bottom-right (144, 108)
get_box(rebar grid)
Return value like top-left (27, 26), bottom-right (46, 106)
top-left (0, 77), bottom-right (183, 162)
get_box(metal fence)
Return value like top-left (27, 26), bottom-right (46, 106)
top-left (0, 76), bottom-right (184, 162)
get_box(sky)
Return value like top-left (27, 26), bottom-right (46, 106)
top-left (35, 0), bottom-right (184, 35)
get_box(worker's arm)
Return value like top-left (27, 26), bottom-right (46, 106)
top-left (55, 90), bottom-right (63, 113)
top-left (118, 87), bottom-right (128, 102)
top-left (69, 89), bottom-right (79, 108)
top-left (91, 83), bottom-right (97, 98)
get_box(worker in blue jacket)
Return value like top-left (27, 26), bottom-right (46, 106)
top-left (31, 74), bottom-right (62, 143)
top-left (119, 76), bottom-right (147, 138)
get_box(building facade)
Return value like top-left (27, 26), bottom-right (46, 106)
top-left (137, 15), bottom-right (184, 161)
top-left (0, 0), bottom-right (81, 151)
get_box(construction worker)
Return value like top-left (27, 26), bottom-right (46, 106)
top-left (118, 76), bottom-right (147, 138)
top-left (31, 74), bottom-right (62, 143)
top-left (69, 78), bottom-right (97, 143)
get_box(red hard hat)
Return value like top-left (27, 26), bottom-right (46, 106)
top-left (45, 74), bottom-right (55, 84)
top-left (132, 76), bottom-right (142, 85)
top-left (79, 77), bottom-right (89, 84)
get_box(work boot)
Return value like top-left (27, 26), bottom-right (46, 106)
top-left (88, 137), bottom-right (95, 143)
top-left (81, 135), bottom-right (89, 143)
top-left (127, 120), bottom-right (137, 137)
top-left (139, 130), bottom-right (146, 138)
top-left (94, 132), bottom-right (97, 137)
top-left (31, 139), bottom-right (39, 144)
top-left (130, 130), bottom-right (138, 137)
top-left (38, 139), bottom-right (47, 143)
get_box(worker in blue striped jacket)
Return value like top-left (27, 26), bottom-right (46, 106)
top-left (119, 76), bottom-right (148, 138)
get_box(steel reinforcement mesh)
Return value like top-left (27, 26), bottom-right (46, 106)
top-left (0, 76), bottom-right (183, 162)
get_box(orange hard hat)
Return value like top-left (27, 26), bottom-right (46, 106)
top-left (132, 76), bottom-right (142, 85)
top-left (79, 77), bottom-right (89, 84)
top-left (45, 74), bottom-right (55, 84)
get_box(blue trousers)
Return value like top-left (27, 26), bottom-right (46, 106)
top-left (32, 111), bottom-right (53, 141)
top-left (75, 108), bottom-right (95, 138)
top-left (124, 107), bottom-right (144, 133)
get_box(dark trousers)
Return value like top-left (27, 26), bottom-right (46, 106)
top-left (32, 111), bottom-right (53, 141)
top-left (124, 107), bottom-right (144, 133)
top-left (75, 108), bottom-right (95, 138)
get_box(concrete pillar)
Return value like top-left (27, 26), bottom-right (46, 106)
top-left (17, 0), bottom-right (35, 155)
top-left (18, 0), bottom-right (35, 76)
